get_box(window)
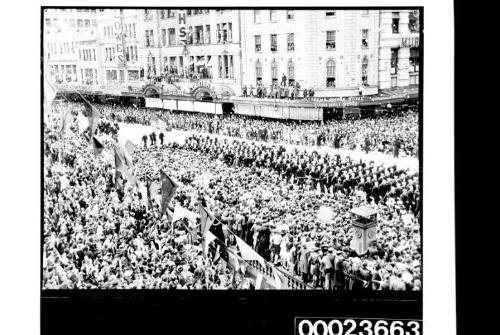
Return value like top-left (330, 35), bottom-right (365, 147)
top-left (271, 59), bottom-right (278, 84)
top-left (326, 11), bottom-right (336, 17)
top-left (392, 12), bottom-right (400, 34)
top-left (159, 10), bottom-right (166, 19)
top-left (144, 9), bottom-right (153, 21)
top-left (162, 29), bottom-right (167, 46)
top-left (409, 47), bottom-right (419, 72)
top-left (167, 10), bottom-right (175, 18)
top-left (270, 34), bottom-right (277, 52)
top-left (145, 29), bottom-right (154, 47)
top-left (77, 20), bottom-right (83, 28)
top-left (84, 20), bottom-right (90, 28)
top-left (79, 50), bottom-right (82, 60)
top-left (390, 48), bottom-right (399, 74)
top-left (254, 10), bottom-right (261, 24)
top-left (205, 25), bottom-right (211, 44)
top-left (106, 70), bottom-right (117, 80)
top-left (92, 20), bottom-right (97, 27)
top-left (255, 35), bottom-right (261, 52)
top-left (132, 24), bottom-right (136, 38)
top-left (361, 56), bottom-right (368, 84)
top-left (287, 60), bottom-right (295, 85)
top-left (287, 10), bottom-right (294, 20)
top-left (128, 70), bottom-right (139, 80)
top-left (168, 28), bottom-right (176, 45)
top-left (270, 10), bottom-right (277, 22)
top-left (255, 60), bottom-right (262, 83)
top-left (326, 30), bottom-right (336, 50)
top-left (45, 18), bottom-right (51, 27)
top-left (409, 10), bottom-right (420, 33)
top-left (287, 33), bottom-right (294, 51)
top-left (194, 26), bottom-right (204, 44)
top-left (326, 59), bottom-right (336, 87)
top-left (186, 10), bottom-right (192, 16)
top-left (361, 29), bottom-right (369, 48)
top-left (93, 49), bottom-right (96, 61)
top-left (204, 10), bottom-right (210, 14)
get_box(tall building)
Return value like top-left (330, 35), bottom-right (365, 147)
top-left (378, 9), bottom-right (420, 89)
top-left (240, 9), bottom-right (381, 97)
top-left (137, 9), bottom-right (243, 96)
top-left (43, 8), bottom-right (420, 103)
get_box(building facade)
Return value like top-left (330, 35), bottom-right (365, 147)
top-left (43, 9), bottom-right (420, 99)
top-left (378, 9), bottom-right (420, 89)
top-left (240, 9), bottom-right (381, 97)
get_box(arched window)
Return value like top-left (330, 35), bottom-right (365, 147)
top-left (271, 59), bottom-right (278, 85)
top-left (287, 60), bottom-right (295, 86)
top-left (255, 59), bottom-right (262, 84)
top-left (361, 56), bottom-right (369, 85)
top-left (326, 59), bottom-right (336, 87)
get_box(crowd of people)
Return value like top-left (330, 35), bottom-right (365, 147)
top-left (60, 101), bottom-right (419, 158)
top-left (43, 101), bottom-right (421, 290)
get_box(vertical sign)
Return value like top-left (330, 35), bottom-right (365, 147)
top-left (114, 10), bottom-right (126, 66)
top-left (178, 10), bottom-right (187, 44)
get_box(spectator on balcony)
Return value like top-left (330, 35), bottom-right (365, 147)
top-left (242, 85), bottom-right (247, 98)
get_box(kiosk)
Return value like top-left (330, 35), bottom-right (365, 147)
top-left (349, 205), bottom-right (378, 255)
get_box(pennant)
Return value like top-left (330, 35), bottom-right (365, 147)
top-left (160, 171), bottom-right (178, 217)
top-left (255, 273), bottom-right (264, 290)
top-left (203, 231), bottom-right (216, 258)
top-left (272, 267), bottom-right (282, 289)
top-left (92, 136), bottom-right (105, 156)
top-left (235, 235), bottom-right (266, 268)
top-left (82, 97), bottom-right (100, 142)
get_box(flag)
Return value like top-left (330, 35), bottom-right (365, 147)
top-left (138, 182), bottom-right (149, 207)
top-left (82, 97), bottom-right (100, 142)
top-left (147, 178), bottom-right (161, 208)
top-left (124, 140), bottom-right (137, 157)
top-left (199, 205), bottom-right (215, 238)
top-left (228, 250), bottom-right (240, 272)
top-left (160, 171), bottom-right (178, 217)
top-left (92, 136), bottom-right (105, 156)
top-left (114, 147), bottom-right (132, 187)
top-left (77, 112), bottom-right (88, 134)
top-left (203, 231), bottom-right (216, 258)
top-left (44, 78), bottom-right (57, 115)
top-left (272, 267), bottom-right (282, 289)
top-left (255, 273), bottom-right (264, 290)
top-left (235, 235), bottom-right (266, 268)
top-left (172, 204), bottom-right (200, 225)
top-left (122, 140), bottom-right (137, 169)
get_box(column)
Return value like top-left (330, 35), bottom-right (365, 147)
top-left (397, 47), bottom-right (410, 87)
top-left (378, 47), bottom-right (391, 89)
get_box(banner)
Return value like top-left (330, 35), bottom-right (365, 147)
top-left (145, 97), bottom-right (164, 109)
top-left (114, 147), bottom-right (133, 186)
top-left (160, 171), bottom-right (178, 216)
top-left (234, 235), bottom-right (266, 267)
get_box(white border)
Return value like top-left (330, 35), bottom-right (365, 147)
top-left (0, 1), bottom-right (454, 335)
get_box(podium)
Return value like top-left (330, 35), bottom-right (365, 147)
top-left (349, 205), bottom-right (378, 255)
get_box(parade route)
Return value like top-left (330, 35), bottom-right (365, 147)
top-left (118, 122), bottom-right (419, 173)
